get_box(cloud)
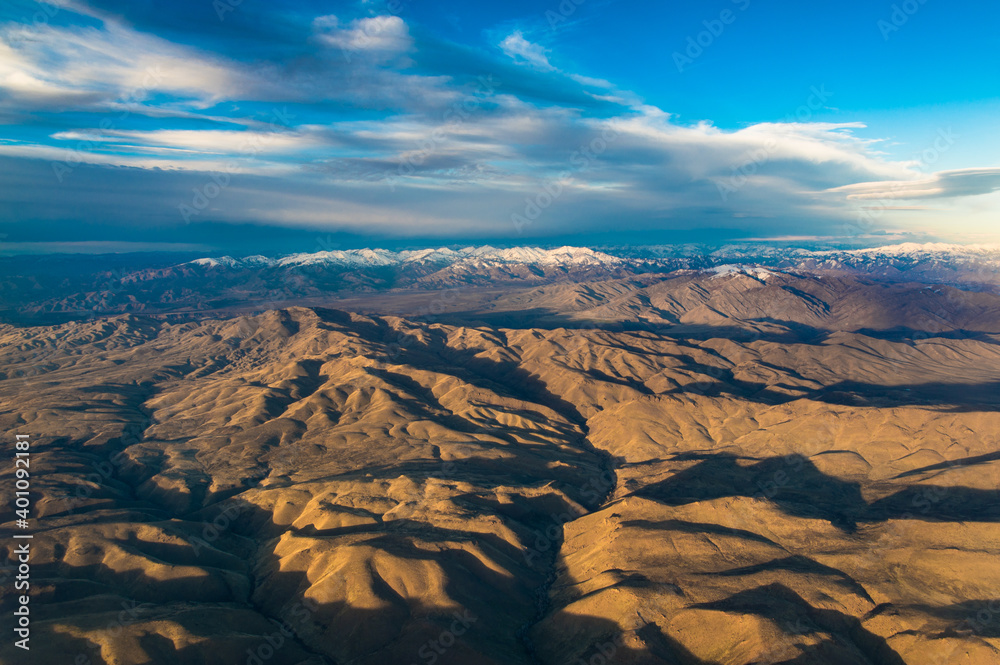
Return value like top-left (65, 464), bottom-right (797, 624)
top-left (499, 31), bottom-right (554, 71)
top-left (313, 15), bottom-right (413, 61)
top-left (828, 168), bottom-right (1000, 201)
top-left (0, 2), bottom-right (996, 247)
top-left (0, 141), bottom-right (298, 175)
top-left (0, 8), bottom-right (456, 117)
top-left (0, 20), bottom-right (242, 110)
top-left (0, 241), bottom-right (211, 255)
top-left (568, 73), bottom-right (615, 88)
top-left (50, 128), bottom-right (311, 155)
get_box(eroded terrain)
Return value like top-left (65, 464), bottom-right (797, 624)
top-left (1, 273), bottom-right (999, 664)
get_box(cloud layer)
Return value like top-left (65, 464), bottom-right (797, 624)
top-left (0, 0), bottom-right (996, 249)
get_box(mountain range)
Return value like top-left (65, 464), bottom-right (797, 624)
top-left (2, 292), bottom-right (1000, 663)
top-left (2, 241), bottom-right (1000, 663)
top-left (2, 243), bottom-right (999, 325)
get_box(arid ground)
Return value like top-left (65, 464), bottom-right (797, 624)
top-left (2, 271), bottom-right (1000, 664)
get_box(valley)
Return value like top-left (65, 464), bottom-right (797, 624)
top-left (1, 267), bottom-right (999, 664)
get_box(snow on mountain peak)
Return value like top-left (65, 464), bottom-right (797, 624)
top-left (186, 245), bottom-right (626, 271)
top-left (181, 243), bottom-right (999, 287)
top-left (836, 242), bottom-right (1000, 258)
top-left (190, 256), bottom-right (241, 268)
top-left (707, 264), bottom-right (777, 280)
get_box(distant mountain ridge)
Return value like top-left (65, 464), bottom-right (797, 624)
top-left (187, 242), bottom-right (1000, 272)
top-left (189, 245), bottom-right (624, 269)
top-left (2, 242), bottom-right (998, 324)
top-left (183, 242), bottom-right (1000, 290)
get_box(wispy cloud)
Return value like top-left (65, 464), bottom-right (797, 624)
top-left (0, 20), bottom-right (240, 110)
top-left (499, 31), bottom-right (554, 71)
top-left (50, 129), bottom-right (311, 155)
top-left (313, 15), bottom-right (414, 60)
top-left (829, 168), bottom-right (1000, 200)
top-left (0, 1), bottom-right (996, 246)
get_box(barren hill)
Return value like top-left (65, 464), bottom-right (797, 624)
top-left (1, 274), bottom-right (999, 664)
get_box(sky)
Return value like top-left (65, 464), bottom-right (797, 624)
top-left (0, 0), bottom-right (998, 254)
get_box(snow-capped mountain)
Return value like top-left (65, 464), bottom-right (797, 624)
top-left (5, 242), bottom-right (997, 323)
top-left (183, 242), bottom-right (1000, 287)
top-left (706, 265), bottom-right (778, 281)
top-left (807, 243), bottom-right (1000, 270)
top-left (781, 243), bottom-right (1000, 286)
top-left (186, 245), bottom-right (624, 271)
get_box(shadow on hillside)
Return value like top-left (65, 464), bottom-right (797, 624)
top-left (30, 452), bottom-right (995, 664)
top-left (309, 308), bottom-right (1000, 412)
top-left (639, 353), bottom-right (1000, 411)
top-left (430, 307), bottom-right (1000, 342)
top-left (10, 306), bottom-right (998, 664)
top-left (54, 492), bottom-right (915, 665)
top-left (633, 452), bottom-right (1000, 531)
top-left (690, 584), bottom-right (907, 664)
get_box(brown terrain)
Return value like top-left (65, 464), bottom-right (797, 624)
top-left (1, 270), bottom-right (1000, 664)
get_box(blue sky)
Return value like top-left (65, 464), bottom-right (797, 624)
top-left (0, 0), bottom-right (998, 253)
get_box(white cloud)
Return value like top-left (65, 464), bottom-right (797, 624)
top-left (499, 31), bottom-right (554, 71)
top-left (0, 141), bottom-right (296, 175)
top-left (569, 73), bottom-right (615, 88)
top-left (50, 129), bottom-right (310, 155)
top-left (606, 108), bottom-right (915, 184)
top-left (0, 21), bottom-right (243, 108)
top-left (827, 168), bottom-right (1000, 200)
top-left (2, 6), bottom-right (995, 241)
top-left (0, 11), bottom-right (454, 120)
top-left (313, 15), bottom-right (413, 60)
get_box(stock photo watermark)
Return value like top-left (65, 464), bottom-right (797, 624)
top-left (178, 107), bottom-right (296, 223)
top-left (376, 75), bottom-right (501, 191)
top-left (878, 0), bottom-right (930, 40)
top-left (244, 596), bottom-right (319, 665)
top-left (673, 0), bottom-right (752, 73)
top-left (70, 599), bottom-right (153, 664)
top-left (10, 433), bottom-right (32, 651)
top-left (51, 67), bottom-right (165, 183)
top-left (545, 0), bottom-right (588, 31)
top-left (214, 0), bottom-right (245, 21)
top-left (716, 84), bottom-right (833, 202)
top-left (573, 632), bottom-right (625, 665)
top-left (409, 611), bottom-right (477, 665)
top-left (5, 1), bottom-right (61, 45)
top-left (511, 123), bottom-right (620, 234)
top-left (845, 126), bottom-right (956, 237)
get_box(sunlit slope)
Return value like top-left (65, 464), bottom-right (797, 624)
top-left (0, 294), bottom-right (998, 664)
